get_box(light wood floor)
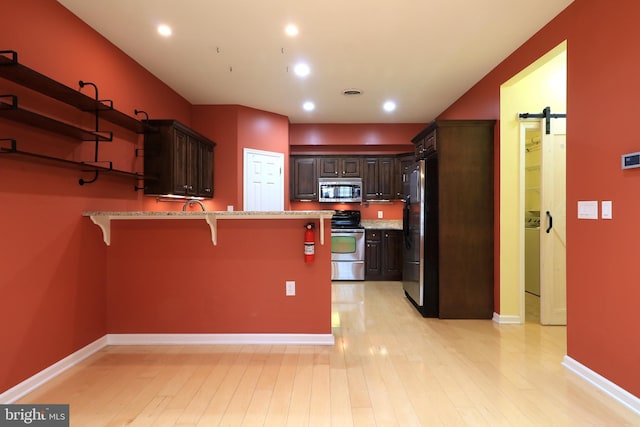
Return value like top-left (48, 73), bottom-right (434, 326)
top-left (19, 282), bottom-right (639, 426)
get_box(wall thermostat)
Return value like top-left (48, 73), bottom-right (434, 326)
top-left (621, 152), bottom-right (640, 169)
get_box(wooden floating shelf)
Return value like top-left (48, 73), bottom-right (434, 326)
top-left (0, 145), bottom-right (143, 180)
top-left (0, 99), bottom-right (112, 141)
top-left (0, 50), bottom-right (147, 133)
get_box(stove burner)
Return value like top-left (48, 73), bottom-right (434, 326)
top-left (331, 209), bottom-right (361, 229)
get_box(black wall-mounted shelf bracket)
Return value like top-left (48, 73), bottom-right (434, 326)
top-left (0, 50), bottom-right (146, 187)
top-left (79, 170), bottom-right (99, 186)
top-left (134, 109), bottom-right (149, 121)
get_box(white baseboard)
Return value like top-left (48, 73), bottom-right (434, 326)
top-left (492, 312), bottom-right (523, 324)
top-left (562, 355), bottom-right (640, 415)
top-left (107, 333), bottom-right (335, 346)
top-left (0, 336), bottom-right (108, 404)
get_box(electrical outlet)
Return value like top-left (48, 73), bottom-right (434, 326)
top-left (285, 280), bottom-right (296, 296)
top-left (377, 210), bottom-right (383, 219)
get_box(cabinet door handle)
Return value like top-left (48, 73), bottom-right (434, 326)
top-left (546, 211), bottom-right (553, 233)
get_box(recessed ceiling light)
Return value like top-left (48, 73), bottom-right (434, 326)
top-left (293, 62), bottom-right (310, 77)
top-left (157, 24), bottom-right (172, 37)
top-left (383, 100), bottom-right (397, 112)
top-left (285, 24), bottom-right (299, 37)
top-left (303, 101), bottom-right (315, 111)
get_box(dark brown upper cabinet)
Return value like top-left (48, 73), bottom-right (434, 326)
top-left (290, 156), bottom-right (318, 201)
top-left (143, 120), bottom-right (216, 198)
top-left (363, 157), bottom-right (395, 200)
top-left (318, 157), bottom-right (362, 178)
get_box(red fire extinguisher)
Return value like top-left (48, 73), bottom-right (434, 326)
top-left (304, 223), bottom-right (315, 263)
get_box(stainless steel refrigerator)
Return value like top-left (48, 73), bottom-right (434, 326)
top-left (402, 155), bottom-right (439, 317)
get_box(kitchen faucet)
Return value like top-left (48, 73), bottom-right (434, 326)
top-left (182, 199), bottom-right (206, 211)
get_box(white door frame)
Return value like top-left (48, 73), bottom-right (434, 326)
top-left (242, 148), bottom-right (284, 211)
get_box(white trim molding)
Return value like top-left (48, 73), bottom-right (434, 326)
top-left (562, 355), bottom-right (640, 415)
top-left (107, 333), bottom-right (335, 346)
top-left (492, 312), bottom-right (523, 324)
top-left (0, 336), bottom-right (108, 404)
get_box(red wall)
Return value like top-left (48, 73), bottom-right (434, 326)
top-left (290, 123), bottom-right (423, 154)
top-left (237, 106), bottom-right (291, 207)
top-left (191, 105), bottom-right (240, 210)
top-left (192, 105), bottom-right (291, 210)
top-left (0, 0), bottom-right (191, 393)
top-left (439, 0), bottom-right (640, 397)
top-left (291, 200), bottom-right (403, 221)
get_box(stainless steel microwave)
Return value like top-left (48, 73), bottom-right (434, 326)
top-left (318, 178), bottom-right (362, 203)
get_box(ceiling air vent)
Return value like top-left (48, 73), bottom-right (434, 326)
top-left (342, 89), bottom-right (362, 96)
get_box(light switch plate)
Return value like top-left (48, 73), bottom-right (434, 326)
top-left (377, 211), bottom-right (383, 219)
top-left (602, 200), bottom-right (612, 219)
top-left (577, 201), bottom-right (598, 220)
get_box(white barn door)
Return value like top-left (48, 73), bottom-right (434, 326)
top-left (243, 148), bottom-right (284, 211)
top-left (540, 118), bottom-right (567, 325)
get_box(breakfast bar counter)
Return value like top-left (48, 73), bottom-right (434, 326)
top-left (84, 209), bottom-right (335, 342)
top-left (84, 210), bottom-right (335, 246)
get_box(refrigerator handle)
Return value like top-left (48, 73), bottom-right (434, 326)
top-left (403, 195), bottom-right (412, 249)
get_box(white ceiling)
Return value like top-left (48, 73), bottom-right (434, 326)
top-left (57, 0), bottom-right (573, 124)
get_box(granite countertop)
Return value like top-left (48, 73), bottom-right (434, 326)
top-left (82, 210), bottom-right (335, 218)
top-left (360, 219), bottom-right (403, 230)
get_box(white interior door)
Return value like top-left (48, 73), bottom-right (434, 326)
top-left (540, 118), bottom-right (567, 325)
top-left (243, 148), bottom-right (284, 211)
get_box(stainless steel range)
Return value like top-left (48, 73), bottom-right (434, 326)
top-left (331, 210), bottom-right (365, 281)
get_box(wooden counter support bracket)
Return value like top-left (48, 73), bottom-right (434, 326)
top-left (83, 211), bottom-right (333, 247)
top-left (88, 214), bottom-right (112, 246)
top-left (204, 214), bottom-right (218, 245)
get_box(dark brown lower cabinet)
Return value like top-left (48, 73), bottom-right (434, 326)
top-left (365, 229), bottom-right (402, 281)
